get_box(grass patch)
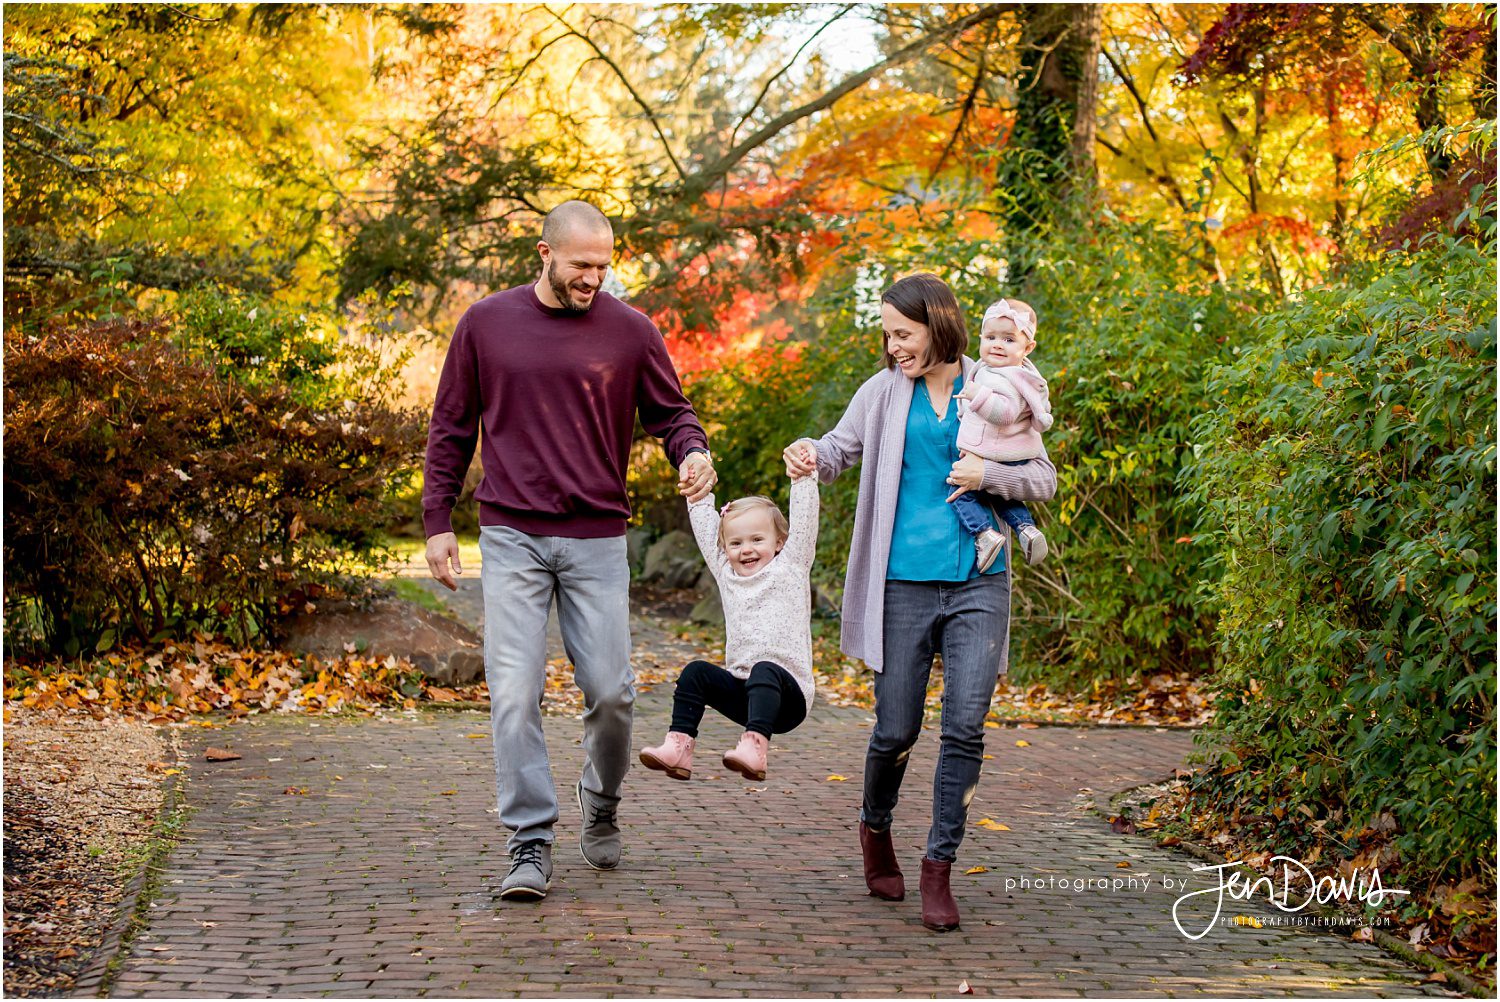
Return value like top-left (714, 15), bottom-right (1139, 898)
top-left (387, 577), bottom-right (454, 617)
top-left (98, 776), bottom-right (191, 996)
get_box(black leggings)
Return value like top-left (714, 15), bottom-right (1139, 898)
top-left (669, 660), bottom-right (807, 739)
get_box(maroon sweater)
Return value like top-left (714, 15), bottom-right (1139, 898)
top-left (422, 284), bottom-right (709, 539)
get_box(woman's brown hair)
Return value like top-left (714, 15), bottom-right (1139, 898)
top-left (880, 273), bottom-right (969, 369)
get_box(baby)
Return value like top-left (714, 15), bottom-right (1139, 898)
top-left (951, 297), bottom-right (1052, 571)
top-left (639, 471), bottom-right (817, 782)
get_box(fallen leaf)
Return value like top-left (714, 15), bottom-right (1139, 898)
top-left (1422, 972), bottom-right (1448, 984)
top-left (1014, 739), bottom-right (1030, 747)
top-left (440, 790), bottom-right (457, 796)
top-left (283, 786), bottom-right (308, 795)
top-left (975, 819), bottom-right (1010, 831)
top-left (1351, 927), bottom-right (1374, 943)
top-left (465, 733), bottom-right (486, 739)
top-left (1116, 860), bottom-right (1132, 868)
top-left (54, 947), bottom-right (77, 959)
top-left (1158, 835), bottom-right (1181, 847)
top-left (958, 980), bottom-right (974, 994)
top-left (162, 768), bottom-right (182, 776)
top-left (965, 866), bottom-right (988, 875)
top-left (426, 686), bottom-right (459, 702)
top-left (825, 774), bottom-right (847, 782)
top-left (204, 747), bottom-right (241, 762)
top-left (1110, 815), bottom-right (1137, 834)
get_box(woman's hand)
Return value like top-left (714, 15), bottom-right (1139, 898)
top-left (945, 451), bottom-right (986, 502)
top-left (783, 440), bottom-right (818, 478)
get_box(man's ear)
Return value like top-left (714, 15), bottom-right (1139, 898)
top-left (537, 239), bottom-right (552, 265)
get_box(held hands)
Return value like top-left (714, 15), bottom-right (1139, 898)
top-left (783, 440), bottom-right (817, 479)
top-left (945, 451), bottom-right (986, 502)
top-left (425, 531), bottom-right (462, 591)
top-left (678, 452), bottom-right (717, 502)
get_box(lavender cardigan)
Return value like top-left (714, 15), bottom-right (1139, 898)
top-left (800, 356), bottom-right (1058, 672)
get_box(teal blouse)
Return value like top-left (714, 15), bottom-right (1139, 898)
top-left (886, 374), bottom-right (1004, 582)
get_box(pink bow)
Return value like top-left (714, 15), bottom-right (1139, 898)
top-left (983, 299), bottom-right (1036, 339)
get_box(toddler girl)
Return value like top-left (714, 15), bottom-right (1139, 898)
top-left (639, 473), bottom-right (818, 781)
top-left (951, 297), bottom-right (1052, 570)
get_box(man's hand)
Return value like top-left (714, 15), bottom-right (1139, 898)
top-left (783, 440), bottom-right (817, 478)
top-left (426, 531), bottom-right (462, 591)
top-left (678, 452), bottom-right (717, 502)
top-left (945, 451), bottom-right (986, 502)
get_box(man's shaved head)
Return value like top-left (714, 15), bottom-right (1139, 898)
top-left (540, 200), bottom-right (613, 250)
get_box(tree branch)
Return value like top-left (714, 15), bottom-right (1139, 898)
top-left (542, 5), bottom-right (688, 182)
top-left (930, 22), bottom-right (993, 182)
top-left (729, 4), bottom-right (855, 149)
top-left (686, 3), bottom-right (1015, 192)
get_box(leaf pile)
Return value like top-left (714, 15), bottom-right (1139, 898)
top-left (4, 640), bottom-right (436, 720)
top-left (1120, 775), bottom-right (1497, 989)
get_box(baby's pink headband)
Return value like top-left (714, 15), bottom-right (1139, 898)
top-left (983, 299), bottom-right (1036, 340)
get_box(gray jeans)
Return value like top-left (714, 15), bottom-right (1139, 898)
top-left (861, 572), bottom-right (1011, 862)
top-left (479, 527), bottom-right (633, 851)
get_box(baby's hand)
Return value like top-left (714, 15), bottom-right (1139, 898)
top-left (956, 385), bottom-right (977, 401)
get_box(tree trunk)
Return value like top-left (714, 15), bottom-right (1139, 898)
top-left (1068, 4), bottom-right (1102, 196)
top-left (997, 3), bottom-right (1103, 230)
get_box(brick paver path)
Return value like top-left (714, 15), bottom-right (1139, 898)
top-left (92, 685), bottom-right (1447, 998)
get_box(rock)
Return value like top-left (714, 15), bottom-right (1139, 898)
top-left (277, 596), bottom-right (483, 687)
top-left (626, 527), bottom-right (654, 577)
top-left (689, 587), bottom-right (723, 626)
top-left (640, 530), bottom-right (702, 589)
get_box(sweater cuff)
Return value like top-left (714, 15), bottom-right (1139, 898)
top-left (980, 461), bottom-right (1028, 498)
top-left (423, 508), bottom-right (455, 538)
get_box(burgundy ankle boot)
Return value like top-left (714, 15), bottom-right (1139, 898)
top-left (859, 822), bottom-right (905, 901)
top-left (919, 857), bottom-right (960, 931)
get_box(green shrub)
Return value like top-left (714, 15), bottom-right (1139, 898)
top-left (3, 314), bottom-right (426, 655)
top-left (1184, 237), bottom-right (1497, 884)
top-left (1014, 222), bottom-right (1267, 681)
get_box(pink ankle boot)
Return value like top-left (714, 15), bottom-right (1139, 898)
top-left (722, 731), bottom-right (769, 781)
top-left (639, 732), bottom-right (695, 780)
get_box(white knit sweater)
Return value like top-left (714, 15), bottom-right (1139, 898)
top-left (686, 477), bottom-right (818, 712)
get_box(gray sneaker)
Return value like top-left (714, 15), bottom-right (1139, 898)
top-left (1017, 525), bottom-right (1048, 566)
top-left (575, 781), bottom-right (621, 870)
top-left (499, 840), bottom-right (552, 901)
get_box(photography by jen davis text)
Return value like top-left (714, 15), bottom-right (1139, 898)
top-left (1006, 855), bottom-right (1409, 942)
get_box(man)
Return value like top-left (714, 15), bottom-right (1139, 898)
top-left (423, 200), bottom-right (715, 901)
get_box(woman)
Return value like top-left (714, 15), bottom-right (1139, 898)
top-left (784, 273), bottom-right (1056, 931)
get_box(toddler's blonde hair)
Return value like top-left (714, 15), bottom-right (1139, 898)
top-left (717, 496), bottom-right (789, 550)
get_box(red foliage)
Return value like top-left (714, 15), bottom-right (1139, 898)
top-left (3, 318), bottom-right (426, 653)
top-left (1375, 149), bottom-right (1499, 251)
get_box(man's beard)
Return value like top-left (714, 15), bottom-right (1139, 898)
top-left (546, 260), bottom-right (596, 314)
